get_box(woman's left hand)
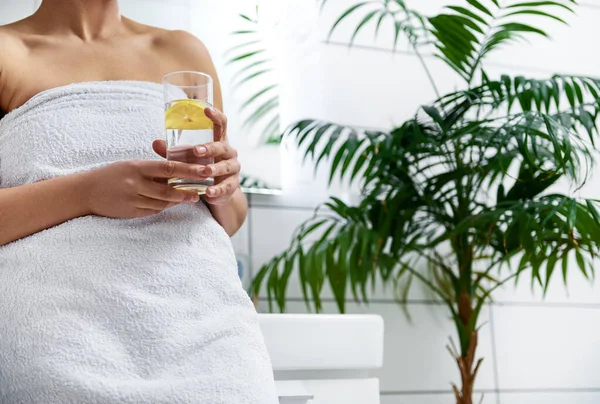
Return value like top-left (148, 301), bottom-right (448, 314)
top-left (152, 107), bottom-right (241, 206)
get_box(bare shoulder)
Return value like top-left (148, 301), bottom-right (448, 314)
top-left (0, 23), bottom-right (27, 52)
top-left (124, 21), bottom-right (222, 104)
top-left (123, 18), bottom-right (214, 70)
top-left (152, 29), bottom-right (223, 106)
top-left (123, 18), bottom-right (209, 57)
top-left (0, 23), bottom-right (29, 69)
top-left (153, 29), bottom-right (213, 68)
top-left (156, 29), bottom-right (207, 49)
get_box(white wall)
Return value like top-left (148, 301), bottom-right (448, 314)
top-left (3, 1), bottom-right (600, 403)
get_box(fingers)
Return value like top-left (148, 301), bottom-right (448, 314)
top-left (152, 140), bottom-right (167, 159)
top-left (138, 181), bottom-right (200, 203)
top-left (205, 175), bottom-right (239, 199)
top-left (201, 159), bottom-right (241, 178)
top-left (137, 160), bottom-right (205, 180)
top-left (205, 107), bottom-right (227, 141)
top-left (193, 141), bottom-right (237, 160)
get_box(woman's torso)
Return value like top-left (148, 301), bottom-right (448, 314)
top-left (0, 14), bottom-right (278, 404)
top-left (0, 12), bottom-right (244, 321)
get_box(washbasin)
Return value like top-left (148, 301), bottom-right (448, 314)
top-left (259, 314), bottom-right (383, 370)
top-left (258, 314), bottom-right (384, 404)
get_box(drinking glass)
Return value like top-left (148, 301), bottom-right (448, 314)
top-left (163, 71), bottom-right (214, 194)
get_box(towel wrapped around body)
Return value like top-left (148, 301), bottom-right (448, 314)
top-left (0, 81), bottom-right (278, 404)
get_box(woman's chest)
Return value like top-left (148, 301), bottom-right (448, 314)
top-left (1, 40), bottom-right (183, 115)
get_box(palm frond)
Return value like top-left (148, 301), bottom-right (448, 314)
top-left (436, 74), bottom-right (600, 145)
top-left (226, 6), bottom-right (281, 144)
top-left (429, 0), bottom-right (577, 84)
top-left (318, 0), bottom-right (428, 47)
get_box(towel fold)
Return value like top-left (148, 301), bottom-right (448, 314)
top-left (0, 81), bottom-right (278, 404)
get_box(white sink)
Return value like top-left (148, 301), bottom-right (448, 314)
top-left (259, 313), bottom-right (384, 370)
top-left (258, 314), bottom-right (384, 404)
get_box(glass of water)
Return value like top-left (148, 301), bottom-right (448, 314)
top-left (163, 71), bottom-right (214, 194)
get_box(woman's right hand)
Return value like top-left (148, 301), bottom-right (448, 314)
top-left (83, 160), bottom-right (205, 219)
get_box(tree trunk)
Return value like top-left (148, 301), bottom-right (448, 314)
top-left (453, 292), bottom-right (483, 404)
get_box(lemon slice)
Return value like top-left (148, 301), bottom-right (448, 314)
top-left (165, 100), bottom-right (214, 130)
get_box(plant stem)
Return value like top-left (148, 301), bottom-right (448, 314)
top-left (399, 260), bottom-right (458, 318)
top-left (452, 292), bottom-right (482, 404)
top-left (414, 47), bottom-right (441, 99)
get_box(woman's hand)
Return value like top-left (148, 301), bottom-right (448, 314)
top-left (152, 107), bottom-right (241, 206)
top-left (83, 160), bottom-right (203, 219)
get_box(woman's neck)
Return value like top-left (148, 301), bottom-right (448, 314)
top-left (33, 0), bottom-right (123, 40)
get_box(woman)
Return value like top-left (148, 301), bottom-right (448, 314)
top-left (0, 1), bottom-right (279, 403)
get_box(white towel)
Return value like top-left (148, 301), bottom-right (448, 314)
top-left (0, 81), bottom-right (278, 404)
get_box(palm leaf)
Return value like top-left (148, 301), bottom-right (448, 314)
top-left (226, 6), bottom-right (281, 144)
top-left (320, 0), bottom-right (428, 47)
top-left (429, 0), bottom-right (576, 85)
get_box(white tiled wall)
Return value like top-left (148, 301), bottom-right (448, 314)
top-left (493, 306), bottom-right (600, 391)
top-left (499, 392), bottom-right (600, 404)
top-left (3, 1), bottom-right (600, 403)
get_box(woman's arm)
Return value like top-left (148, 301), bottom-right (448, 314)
top-left (0, 160), bottom-right (204, 246)
top-left (207, 187), bottom-right (248, 236)
top-left (0, 173), bottom-right (90, 246)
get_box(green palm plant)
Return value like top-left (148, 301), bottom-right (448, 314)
top-left (251, 1), bottom-right (600, 403)
top-left (226, 5), bottom-right (281, 145)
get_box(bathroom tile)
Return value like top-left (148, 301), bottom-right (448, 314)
top-left (249, 205), bottom-right (315, 268)
top-left (498, 392), bottom-right (600, 404)
top-left (492, 267), bottom-right (600, 305)
top-left (293, 47), bottom-right (453, 130)
top-left (493, 305), bottom-right (600, 390)
top-left (272, 40), bottom-right (572, 134)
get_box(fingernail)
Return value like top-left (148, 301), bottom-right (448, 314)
top-left (205, 107), bottom-right (214, 114)
top-left (207, 188), bottom-right (216, 196)
top-left (196, 146), bottom-right (207, 155)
